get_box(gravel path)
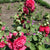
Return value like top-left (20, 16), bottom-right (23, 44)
top-left (43, 0), bottom-right (50, 4)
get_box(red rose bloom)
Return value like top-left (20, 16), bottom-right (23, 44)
top-left (39, 25), bottom-right (45, 32)
top-left (45, 26), bottom-right (50, 34)
top-left (19, 46), bottom-right (27, 50)
top-left (45, 34), bottom-right (48, 37)
top-left (25, 0), bottom-right (35, 8)
top-left (0, 41), bottom-right (6, 48)
top-left (31, 6), bottom-right (35, 12)
top-left (21, 20), bottom-right (25, 24)
top-left (13, 36), bottom-right (26, 49)
top-left (7, 40), bottom-right (13, 50)
top-left (1, 26), bottom-right (5, 31)
top-left (23, 7), bottom-right (29, 14)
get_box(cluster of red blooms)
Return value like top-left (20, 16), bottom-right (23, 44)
top-left (39, 25), bottom-right (50, 37)
top-left (23, 0), bottom-right (35, 14)
top-left (0, 26), bottom-right (27, 50)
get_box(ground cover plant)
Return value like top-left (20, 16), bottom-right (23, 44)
top-left (35, 0), bottom-right (50, 9)
top-left (0, 0), bottom-right (25, 3)
top-left (0, 0), bottom-right (50, 50)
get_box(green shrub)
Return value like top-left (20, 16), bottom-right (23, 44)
top-left (35, 0), bottom-right (50, 9)
top-left (0, 0), bottom-right (22, 3)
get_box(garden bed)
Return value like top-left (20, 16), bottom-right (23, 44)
top-left (0, 1), bottom-right (50, 50)
top-left (35, 0), bottom-right (50, 9)
top-left (0, 2), bottom-right (50, 30)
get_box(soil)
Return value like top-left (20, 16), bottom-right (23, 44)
top-left (0, 2), bottom-right (50, 30)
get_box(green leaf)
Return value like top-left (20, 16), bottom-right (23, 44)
top-left (5, 27), bottom-right (9, 31)
top-left (30, 27), bottom-right (35, 33)
top-left (38, 45), bottom-right (43, 50)
top-left (26, 24), bottom-right (29, 29)
top-left (0, 47), bottom-right (6, 50)
top-left (45, 37), bottom-right (49, 42)
top-left (47, 48), bottom-right (50, 50)
top-left (26, 36), bottom-right (32, 41)
top-left (2, 22), bottom-right (6, 25)
top-left (14, 14), bottom-right (19, 19)
top-left (25, 42), bottom-right (36, 50)
top-left (41, 37), bottom-right (45, 43)
top-left (33, 35), bottom-right (37, 41)
top-left (30, 43), bottom-right (36, 50)
top-left (6, 32), bottom-right (9, 36)
top-left (0, 31), bottom-right (4, 39)
top-left (11, 30), bottom-right (14, 33)
top-left (21, 28), bottom-right (26, 33)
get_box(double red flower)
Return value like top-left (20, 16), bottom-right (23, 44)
top-left (39, 25), bottom-right (50, 37)
top-left (23, 0), bottom-right (35, 14)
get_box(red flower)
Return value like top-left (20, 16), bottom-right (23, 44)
top-left (39, 25), bottom-right (50, 37)
top-left (0, 41), bottom-right (6, 48)
top-left (21, 20), bottom-right (25, 24)
top-left (6, 32), bottom-right (12, 39)
top-left (13, 32), bottom-right (18, 36)
top-left (23, 24), bottom-right (26, 29)
top-left (45, 34), bottom-right (48, 37)
top-left (25, 0), bottom-right (35, 8)
top-left (45, 26), bottom-right (50, 34)
top-left (1, 26), bottom-right (5, 31)
top-left (19, 46), bottom-right (27, 50)
top-left (7, 40), bottom-right (13, 50)
top-left (23, 7), bottom-right (29, 14)
top-left (13, 36), bottom-right (26, 49)
top-left (31, 6), bottom-right (35, 12)
top-left (20, 32), bottom-right (24, 36)
top-left (27, 20), bottom-right (30, 23)
top-left (39, 25), bottom-right (45, 32)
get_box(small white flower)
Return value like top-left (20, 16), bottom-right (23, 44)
top-left (40, 32), bottom-right (42, 34)
top-left (37, 31), bottom-right (40, 33)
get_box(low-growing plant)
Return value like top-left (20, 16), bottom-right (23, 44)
top-left (0, 6), bottom-right (2, 13)
top-left (0, 0), bottom-right (50, 50)
top-left (7, 5), bottom-right (10, 10)
top-left (35, 0), bottom-right (50, 9)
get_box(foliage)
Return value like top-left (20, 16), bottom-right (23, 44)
top-left (35, 0), bottom-right (50, 9)
top-left (0, 0), bottom-right (25, 4)
top-left (0, 0), bottom-right (50, 50)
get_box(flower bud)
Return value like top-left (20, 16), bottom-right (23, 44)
top-left (44, 23), bottom-right (46, 26)
top-left (46, 15), bottom-right (49, 18)
top-left (14, 15), bottom-right (19, 19)
top-left (16, 20), bottom-right (21, 24)
top-left (17, 26), bottom-right (21, 31)
top-left (0, 22), bottom-right (2, 25)
top-left (47, 22), bottom-right (49, 24)
top-left (13, 31), bottom-right (18, 36)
